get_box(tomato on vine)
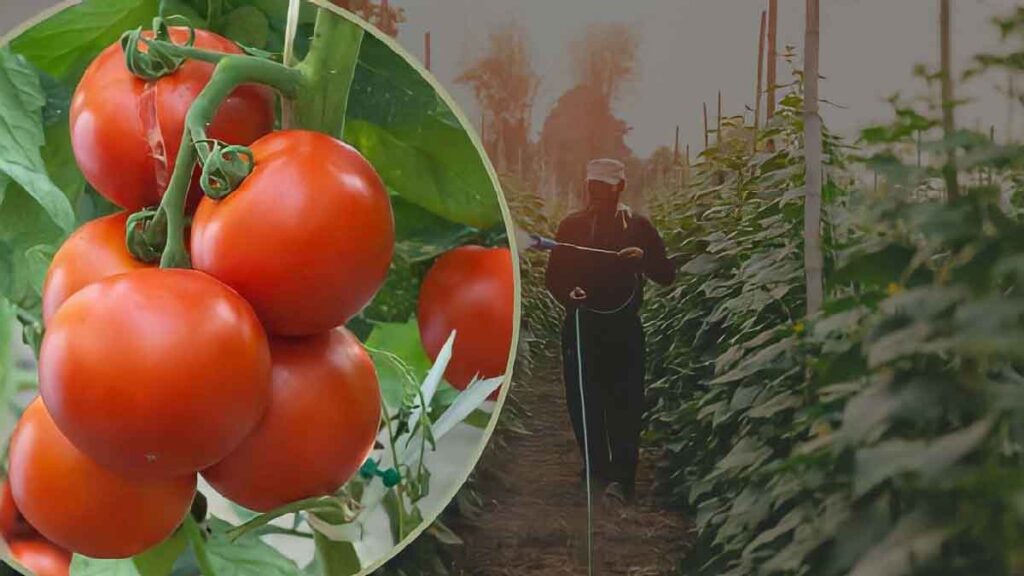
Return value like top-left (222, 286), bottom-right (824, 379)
top-left (418, 246), bottom-right (515, 392)
top-left (41, 212), bottom-right (152, 324)
top-left (191, 130), bottom-right (395, 337)
top-left (8, 399), bottom-right (196, 559)
top-left (203, 327), bottom-right (382, 512)
top-left (70, 28), bottom-right (275, 211)
top-left (7, 540), bottom-right (71, 576)
top-left (39, 268), bottom-right (272, 479)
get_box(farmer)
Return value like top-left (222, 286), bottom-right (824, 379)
top-left (545, 158), bottom-right (675, 504)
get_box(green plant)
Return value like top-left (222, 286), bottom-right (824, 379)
top-left (644, 10), bottom-right (1024, 575)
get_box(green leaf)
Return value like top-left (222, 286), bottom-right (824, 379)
top-left (307, 532), bottom-right (361, 576)
top-left (43, 123), bottom-right (85, 206)
top-left (0, 49), bottom-right (74, 233)
top-left (132, 528), bottom-right (188, 576)
top-left (10, 0), bottom-right (160, 80)
top-left (392, 195), bottom-right (475, 263)
top-left (365, 318), bottom-right (431, 410)
top-left (848, 511), bottom-right (950, 576)
top-left (70, 556), bottom-right (141, 576)
top-left (206, 517), bottom-right (300, 576)
top-left (853, 418), bottom-right (994, 496)
top-left (345, 35), bottom-right (501, 229)
top-left (222, 6), bottom-right (271, 50)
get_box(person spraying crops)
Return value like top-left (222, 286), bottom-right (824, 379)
top-left (543, 159), bottom-right (675, 504)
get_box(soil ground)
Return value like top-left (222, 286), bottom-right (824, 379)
top-left (449, 358), bottom-right (690, 575)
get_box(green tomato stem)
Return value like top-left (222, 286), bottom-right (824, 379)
top-left (155, 54), bottom-right (305, 268)
top-left (146, 39), bottom-right (229, 65)
top-left (293, 9), bottom-right (364, 136)
top-left (225, 496), bottom-right (344, 542)
top-left (183, 515), bottom-right (217, 576)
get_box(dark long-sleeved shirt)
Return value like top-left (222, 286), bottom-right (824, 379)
top-left (545, 207), bottom-right (675, 314)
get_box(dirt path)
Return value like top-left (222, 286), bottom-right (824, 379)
top-left (450, 358), bottom-right (690, 575)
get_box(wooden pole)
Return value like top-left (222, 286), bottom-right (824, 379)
top-left (703, 102), bottom-right (710, 149)
top-left (767, 0), bottom-right (779, 121)
top-left (755, 10), bottom-right (767, 153)
top-left (717, 91), bottom-right (723, 145)
top-left (425, 31), bottom-right (432, 71)
top-left (674, 125), bottom-right (680, 164)
top-left (940, 0), bottom-right (960, 201)
top-left (804, 0), bottom-right (824, 315)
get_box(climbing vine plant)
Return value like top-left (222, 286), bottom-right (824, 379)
top-left (644, 9), bottom-right (1024, 575)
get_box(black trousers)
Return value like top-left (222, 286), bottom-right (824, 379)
top-left (560, 307), bottom-right (646, 493)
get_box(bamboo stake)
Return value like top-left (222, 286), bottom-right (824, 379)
top-left (755, 10), bottom-right (767, 153)
top-left (804, 0), bottom-right (824, 316)
top-left (940, 0), bottom-right (960, 201)
top-left (767, 0), bottom-right (779, 121)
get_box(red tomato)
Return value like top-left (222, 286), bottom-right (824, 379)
top-left (0, 481), bottom-right (36, 543)
top-left (70, 28), bottom-right (275, 211)
top-left (7, 540), bottom-right (71, 576)
top-left (8, 399), bottom-right (196, 559)
top-left (417, 246), bottom-right (515, 393)
top-left (203, 327), bottom-right (381, 512)
top-left (41, 212), bottom-right (150, 324)
top-left (39, 268), bottom-right (272, 479)
top-left (191, 130), bottom-right (394, 336)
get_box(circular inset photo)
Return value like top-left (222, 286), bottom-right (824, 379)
top-left (0, 1), bottom-right (518, 574)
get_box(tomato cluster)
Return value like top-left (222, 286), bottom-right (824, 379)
top-left (9, 29), bottom-right (390, 560)
top-left (6, 23), bottom-right (517, 566)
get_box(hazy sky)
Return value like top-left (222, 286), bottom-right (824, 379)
top-left (2, 0), bottom-right (1020, 157)
top-left (396, 0), bottom-right (1020, 158)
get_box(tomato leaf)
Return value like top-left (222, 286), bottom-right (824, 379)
top-left (9, 0), bottom-right (160, 81)
top-left (391, 195), bottom-right (476, 263)
top-left (365, 318), bottom-right (432, 410)
top-left (345, 35), bottom-right (501, 230)
top-left (131, 528), bottom-right (189, 576)
top-left (0, 49), bottom-right (74, 233)
top-left (205, 517), bottom-right (301, 576)
top-left (307, 532), bottom-right (361, 576)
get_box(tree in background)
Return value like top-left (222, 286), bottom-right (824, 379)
top-left (457, 22), bottom-right (541, 176)
top-left (540, 23), bottom-right (640, 209)
top-left (569, 22), bottom-right (639, 102)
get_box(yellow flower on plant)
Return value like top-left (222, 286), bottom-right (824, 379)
top-left (793, 321), bottom-right (805, 335)
top-left (887, 282), bottom-right (903, 296)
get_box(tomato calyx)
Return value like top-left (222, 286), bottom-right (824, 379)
top-left (194, 139), bottom-right (255, 200)
top-left (121, 17), bottom-right (197, 80)
top-left (125, 209), bottom-right (167, 264)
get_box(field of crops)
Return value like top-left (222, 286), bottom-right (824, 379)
top-left (637, 6), bottom-right (1024, 575)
